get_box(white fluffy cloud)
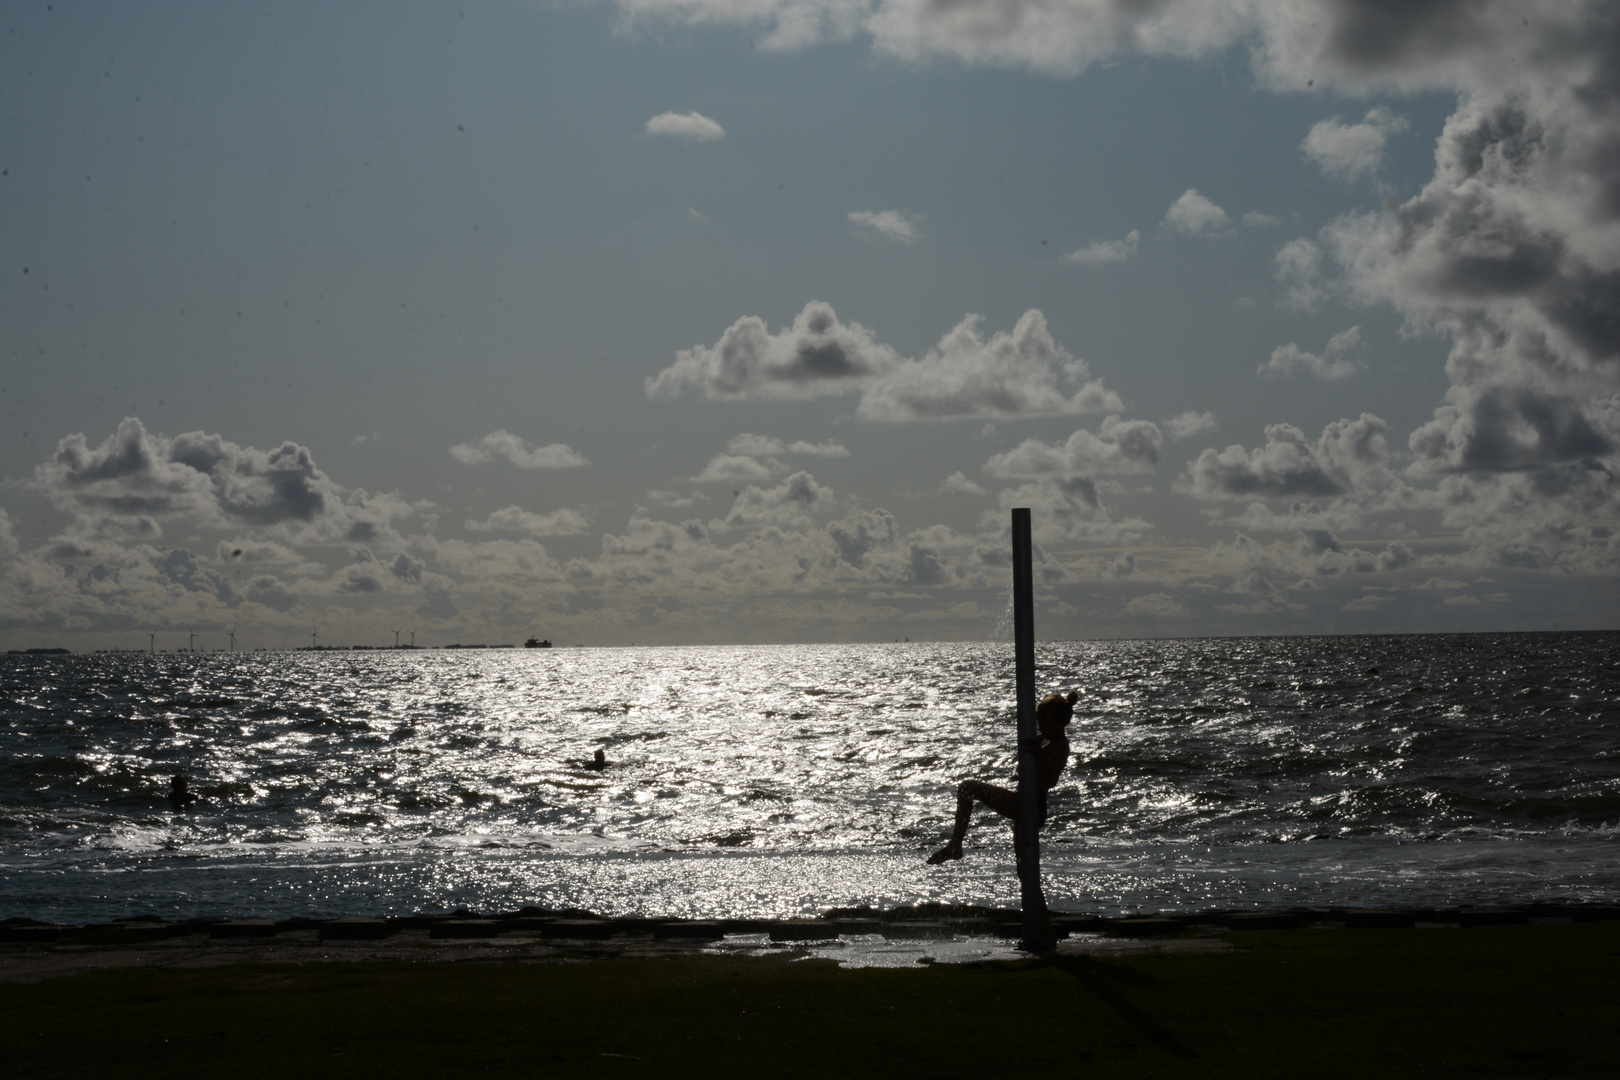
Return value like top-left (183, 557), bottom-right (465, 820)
top-left (941, 471), bottom-right (986, 495)
top-left (603, 1), bottom-right (1603, 99)
top-left (857, 310), bottom-right (1122, 421)
top-left (449, 430), bottom-right (588, 469)
top-left (848, 209), bottom-right (922, 244)
top-left (1274, 237), bottom-right (1326, 311)
top-left (1302, 107), bottom-right (1409, 183)
top-left (992, 476), bottom-right (1152, 545)
top-left (1127, 592), bottom-right (1190, 617)
top-left (32, 417), bottom-right (411, 546)
top-left (38, 417), bottom-right (337, 529)
top-left (647, 302), bottom-right (1122, 421)
top-left (725, 434), bottom-right (849, 457)
top-left (645, 110), bottom-right (725, 140)
top-left (1163, 410), bottom-right (1218, 442)
top-left (717, 471), bottom-right (837, 532)
top-left (1063, 229), bottom-right (1139, 265)
top-left (466, 505), bottom-right (592, 537)
top-left (1259, 326), bottom-right (1363, 381)
top-left (692, 454), bottom-right (781, 483)
top-left (646, 301), bottom-right (897, 402)
top-left (1163, 188), bottom-right (1228, 235)
top-left (1184, 414), bottom-right (1393, 501)
top-left (984, 416), bottom-right (1164, 478)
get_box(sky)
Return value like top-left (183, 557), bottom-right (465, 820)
top-left (2, 0), bottom-right (1617, 649)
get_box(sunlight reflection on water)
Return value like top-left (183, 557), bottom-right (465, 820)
top-left (2, 633), bottom-right (1617, 921)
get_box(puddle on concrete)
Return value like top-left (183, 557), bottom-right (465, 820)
top-left (705, 933), bottom-right (1028, 968)
top-left (704, 931), bottom-right (1233, 967)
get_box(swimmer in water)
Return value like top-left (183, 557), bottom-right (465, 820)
top-left (585, 748), bottom-right (607, 771)
top-left (167, 774), bottom-right (198, 808)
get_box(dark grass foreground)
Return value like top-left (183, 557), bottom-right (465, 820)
top-left (6, 922), bottom-right (1618, 1079)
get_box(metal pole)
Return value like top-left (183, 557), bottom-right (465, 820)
top-left (1011, 508), bottom-right (1044, 950)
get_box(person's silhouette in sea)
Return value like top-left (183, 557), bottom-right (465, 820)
top-left (167, 774), bottom-right (198, 809)
top-left (927, 690), bottom-right (1078, 866)
top-left (585, 748), bottom-right (607, 771)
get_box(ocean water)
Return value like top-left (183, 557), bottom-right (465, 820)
top-left (2, 632), bottom-right (1617, 924)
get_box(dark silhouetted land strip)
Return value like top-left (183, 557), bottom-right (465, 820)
top-left (4, 922), bottom-right (1618, 1078)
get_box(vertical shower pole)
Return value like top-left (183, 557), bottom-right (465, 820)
top-left (1011, 508), bottom-right (1044, 950)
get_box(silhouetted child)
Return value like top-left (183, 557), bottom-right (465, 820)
top-left (585, 748), bottom-right (607, 771)
top-left (927, 690), bottom-right (1078, 865)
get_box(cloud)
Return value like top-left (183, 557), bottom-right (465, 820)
top-left (643, 489), bottom-right (709, 509)
top-left (860, 310), bottom-right (1123, 421)
top-left (449, 430), bottom-right (587, 469)
top-left (785, 439), bottom-right (850, 457)
top-left (1063, 229), bottom-right (1139, 265)
top-left (1413, 577), bottom-right (1468, 591)
top-left (991, 476), bottom-right (1152, 545)
top-left (391, 552), bottom-right (425, 583)
top-left (718, 471), bottom-right (836, 532)
top-left (244, 574), bottom-right (301, 612)
top-left (984, 416), bottom-right (1164, 478)
top-left (1127, 592), bottom-right (1190, 617)
top-left (646, 301), bottom-right (899, 402)
top-left (1209, 530), bottom-right (1417, 585)
top-left (1303, 107), bottom-right (1409, 183)
top-left (1215, 498), bottom-right (1366, 536)
top-left (1274, 238), bottom-right (1326, 311)
top-left (828, 507), bottom-right (898, 565)
top-left (1184, 414), bottom-right (1392, 501)
top-left (941, 471), bottom-right (986, 495)
top-left (692, 454), bottom-right (780, 483)
top-left (645, 110), bottom-right (725, 141)
top-left (647, 303), bottom-right (1122, 421)
top-left (1163, 411), bottom-right (1218, 442)
top-left (1163, 188), bottom-right (1228, 235)
top-left (1259, 326), bottom-right (1363, 380)
top-left (602, 1), bottom-right (1608, 101)
top-left (725, 433), bottom-right (850, 457)
top-left (848, 209), bottom-right (922, 244)
top-left (1304, 11), bottom-right (1620, 567)
top-left (466, 505), bottom-right (592, 537)
top-left (37, 417), bottom-right (344, 531)
top-left (904, 4), bottom-right (1600, 99)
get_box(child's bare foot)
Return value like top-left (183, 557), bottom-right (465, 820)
top-left (926, 842), bottom-right (962, 865)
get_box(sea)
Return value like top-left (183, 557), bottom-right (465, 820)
top-left (2, 632), bottom-right (1617, 925)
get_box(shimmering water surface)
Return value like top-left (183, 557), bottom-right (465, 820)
top-left (3, 633), bottom-right (1617, 923)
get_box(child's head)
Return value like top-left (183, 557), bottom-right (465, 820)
top-left (1035, 690), bottom-right (1080, 733)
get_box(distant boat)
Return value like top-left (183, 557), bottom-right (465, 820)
top-left (524, 638), bottom-right (553, 649)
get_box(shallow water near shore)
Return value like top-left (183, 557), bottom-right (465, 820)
top-left (3, 632), bottom-right (1617, 923)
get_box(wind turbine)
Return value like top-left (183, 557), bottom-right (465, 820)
top-left (391, 628), bottom-right (402, 649)
top-left (310, 630), bottom-right (320, 650)
top-left (188, 630), bottom-right (198, 654)
top-left (148, 632), bottom-right (156, 655)
top-left (407, 628), bottom-right (418, 648)
top-left (227, 627), bottom-right (237, 653)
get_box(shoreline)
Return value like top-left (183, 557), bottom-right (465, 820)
top-left (4, 900), bottom-right (1616, 984)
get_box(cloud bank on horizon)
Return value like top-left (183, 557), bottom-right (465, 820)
top-left (0, 0), bottom-right (1615, 647)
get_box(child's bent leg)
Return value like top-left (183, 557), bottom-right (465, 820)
top-left (928, 781), bottom-right (1015, 864)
